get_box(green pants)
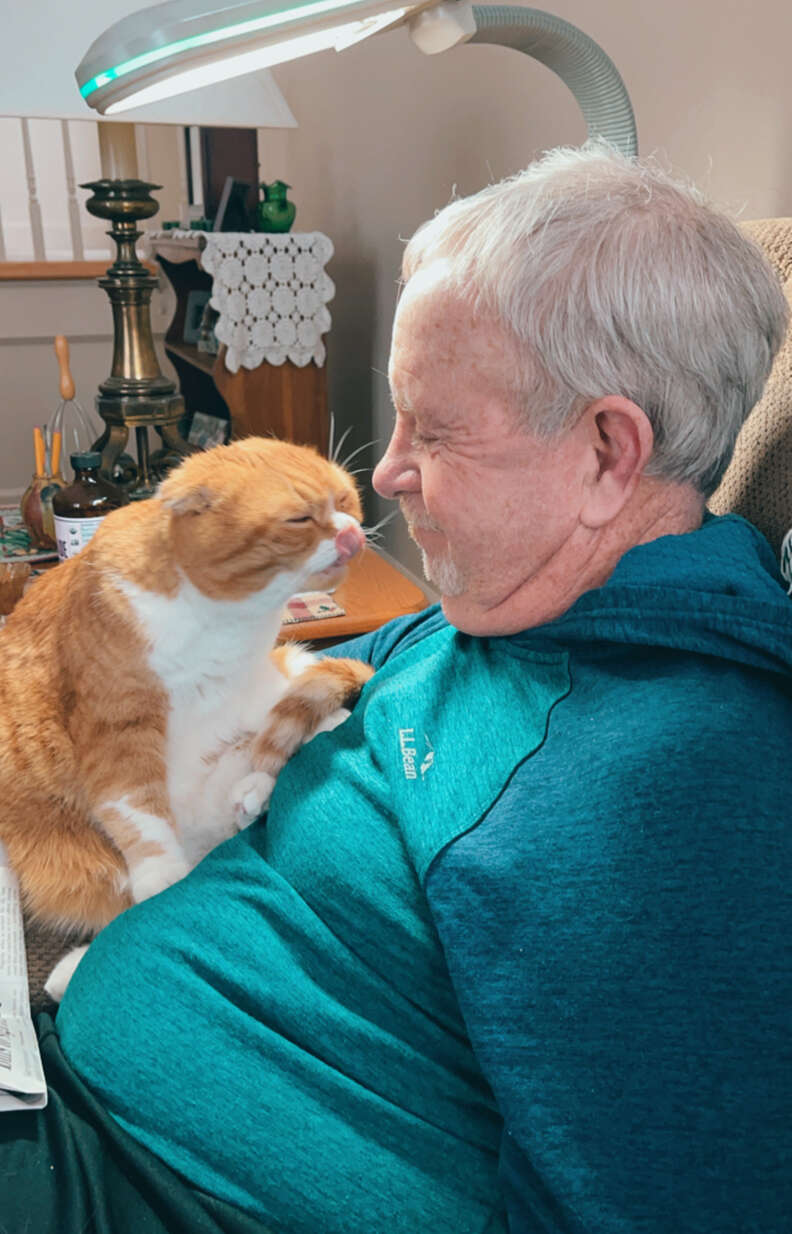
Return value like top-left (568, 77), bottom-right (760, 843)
top-left (0, 1015), bottom-right (273, 1234)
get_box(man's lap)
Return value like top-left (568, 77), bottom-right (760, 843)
top-left (0, 1015), bottom-right (273, 1234)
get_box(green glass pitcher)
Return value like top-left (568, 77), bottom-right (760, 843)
top-left (257, 180), bottom-right (296, 233)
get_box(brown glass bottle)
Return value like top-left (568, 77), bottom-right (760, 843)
top-left (52, 451), bottom-right (127, 562)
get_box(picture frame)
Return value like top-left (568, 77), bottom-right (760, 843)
top-left (188, 411), bottom-right (230, 449)
top-left (198, 128), bottom-right (258, 224)
top-left (183, 289), bottom-right (211, 344)
top-left (213, 175), bottom-right (254, 233)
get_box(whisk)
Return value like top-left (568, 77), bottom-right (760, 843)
top-left (46, 335), bottom-right (99, 475)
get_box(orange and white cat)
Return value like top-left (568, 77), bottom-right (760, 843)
top-left (0, 437), bottom-right (373, 998)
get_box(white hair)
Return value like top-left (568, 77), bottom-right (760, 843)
top-left (403, 142), bottom-right (789, 496)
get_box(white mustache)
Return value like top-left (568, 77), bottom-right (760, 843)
top-left (400, 500), bottom-right (442, 533)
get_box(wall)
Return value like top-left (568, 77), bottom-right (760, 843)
top-left (261, 0), bottom-right (792, 572)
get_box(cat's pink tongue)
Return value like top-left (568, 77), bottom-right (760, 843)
top-left (334, 524), bottom-right (365, 564)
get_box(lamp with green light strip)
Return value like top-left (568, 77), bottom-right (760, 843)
top-left (76, 0), bottom-right (638, 155)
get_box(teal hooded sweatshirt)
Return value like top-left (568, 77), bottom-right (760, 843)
top-left (56, 513), bottom-right (792, 1234)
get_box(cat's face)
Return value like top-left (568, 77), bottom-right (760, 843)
top-left (157, 438), bottom-right (365, 601)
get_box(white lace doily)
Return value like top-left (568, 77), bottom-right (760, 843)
top-left (147, 230), bottom-right (334, 372)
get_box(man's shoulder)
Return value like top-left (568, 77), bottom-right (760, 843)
top-left (322, 604), bottom-right (449, 668)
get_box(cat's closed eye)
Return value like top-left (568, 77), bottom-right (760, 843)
top-left (286, 516), bottom-right (313, 524)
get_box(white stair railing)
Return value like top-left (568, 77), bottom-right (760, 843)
top-left (0, 117), bottom-right (114, 262)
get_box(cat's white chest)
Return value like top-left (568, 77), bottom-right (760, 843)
top-left (115, 574), bottom-right (292, 860)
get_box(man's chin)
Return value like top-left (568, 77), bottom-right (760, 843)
top-left (419, 549), bottom-right (467, 598)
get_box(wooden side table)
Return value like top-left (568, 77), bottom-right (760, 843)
top-left (279, 549), bottom-right (427, 646)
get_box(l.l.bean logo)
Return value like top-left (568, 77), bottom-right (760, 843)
top-left (398, 728), bottom-right (435, 781)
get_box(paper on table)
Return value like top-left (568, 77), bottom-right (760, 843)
top-left (0, 840), bottom-right (47, 1111)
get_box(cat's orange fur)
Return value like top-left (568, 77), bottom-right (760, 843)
top-left (0, 437), bottom-right (373, 958)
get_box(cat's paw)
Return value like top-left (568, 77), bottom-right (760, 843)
top-left (45, 944), bottom-right (90, 1003)
top-left (232, 771), bottom-right (276, 829)
top-left (128, 854), bottom-right (191, 904)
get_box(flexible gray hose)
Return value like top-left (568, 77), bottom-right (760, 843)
top-left (470, 6), bottom-right (637, 155)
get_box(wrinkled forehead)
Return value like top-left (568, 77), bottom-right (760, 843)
top-left (391, 262), bottom-right (459, 351)
top-left (389, 263), bottom-right (522, 409)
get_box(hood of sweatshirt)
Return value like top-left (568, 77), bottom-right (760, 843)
top-left (517, 513), bottom-right (792, 678)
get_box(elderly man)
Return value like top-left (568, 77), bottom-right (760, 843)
top-left (3, 143), bottom-right (792, 1234)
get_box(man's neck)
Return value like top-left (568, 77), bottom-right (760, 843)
top-left (442, 478), bottom-right (706, 637)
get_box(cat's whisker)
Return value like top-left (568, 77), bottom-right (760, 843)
top-left (363, 527), bottom-right (391, 545)
top-left (365, 510), bottom-right (399, 535)
top-left (331, 424), bottom-right (354, 464)
top-left (339, 439), bottom-right (379, 471)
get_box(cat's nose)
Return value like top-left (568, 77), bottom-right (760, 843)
top-left (334, 523), bottom-right (365, 563)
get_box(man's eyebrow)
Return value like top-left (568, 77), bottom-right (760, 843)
top-left (390, 386), bottom-right (461, 429)
top-left (389, 389), bottom-right (415, 415)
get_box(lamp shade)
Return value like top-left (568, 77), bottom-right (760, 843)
top-left (1, 0), bottom-right (296, 127)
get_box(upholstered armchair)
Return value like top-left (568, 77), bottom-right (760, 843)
top-left (709, 219), bottom-right (792, 553)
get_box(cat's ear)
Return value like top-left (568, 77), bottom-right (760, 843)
top-left (157, 475), bottom-right (215, 516)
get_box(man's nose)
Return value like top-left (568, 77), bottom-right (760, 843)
top-left (373, 436), bottom-right (420, 498)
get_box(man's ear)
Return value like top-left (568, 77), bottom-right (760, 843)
top-left (578, 397), bottom-right (654, 528)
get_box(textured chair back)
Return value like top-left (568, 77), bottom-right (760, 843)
top-left (708, 218), bottom-right (792, 554)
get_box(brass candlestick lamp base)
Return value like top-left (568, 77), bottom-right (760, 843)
top-left (82, 178), bottom-right (191, 498)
